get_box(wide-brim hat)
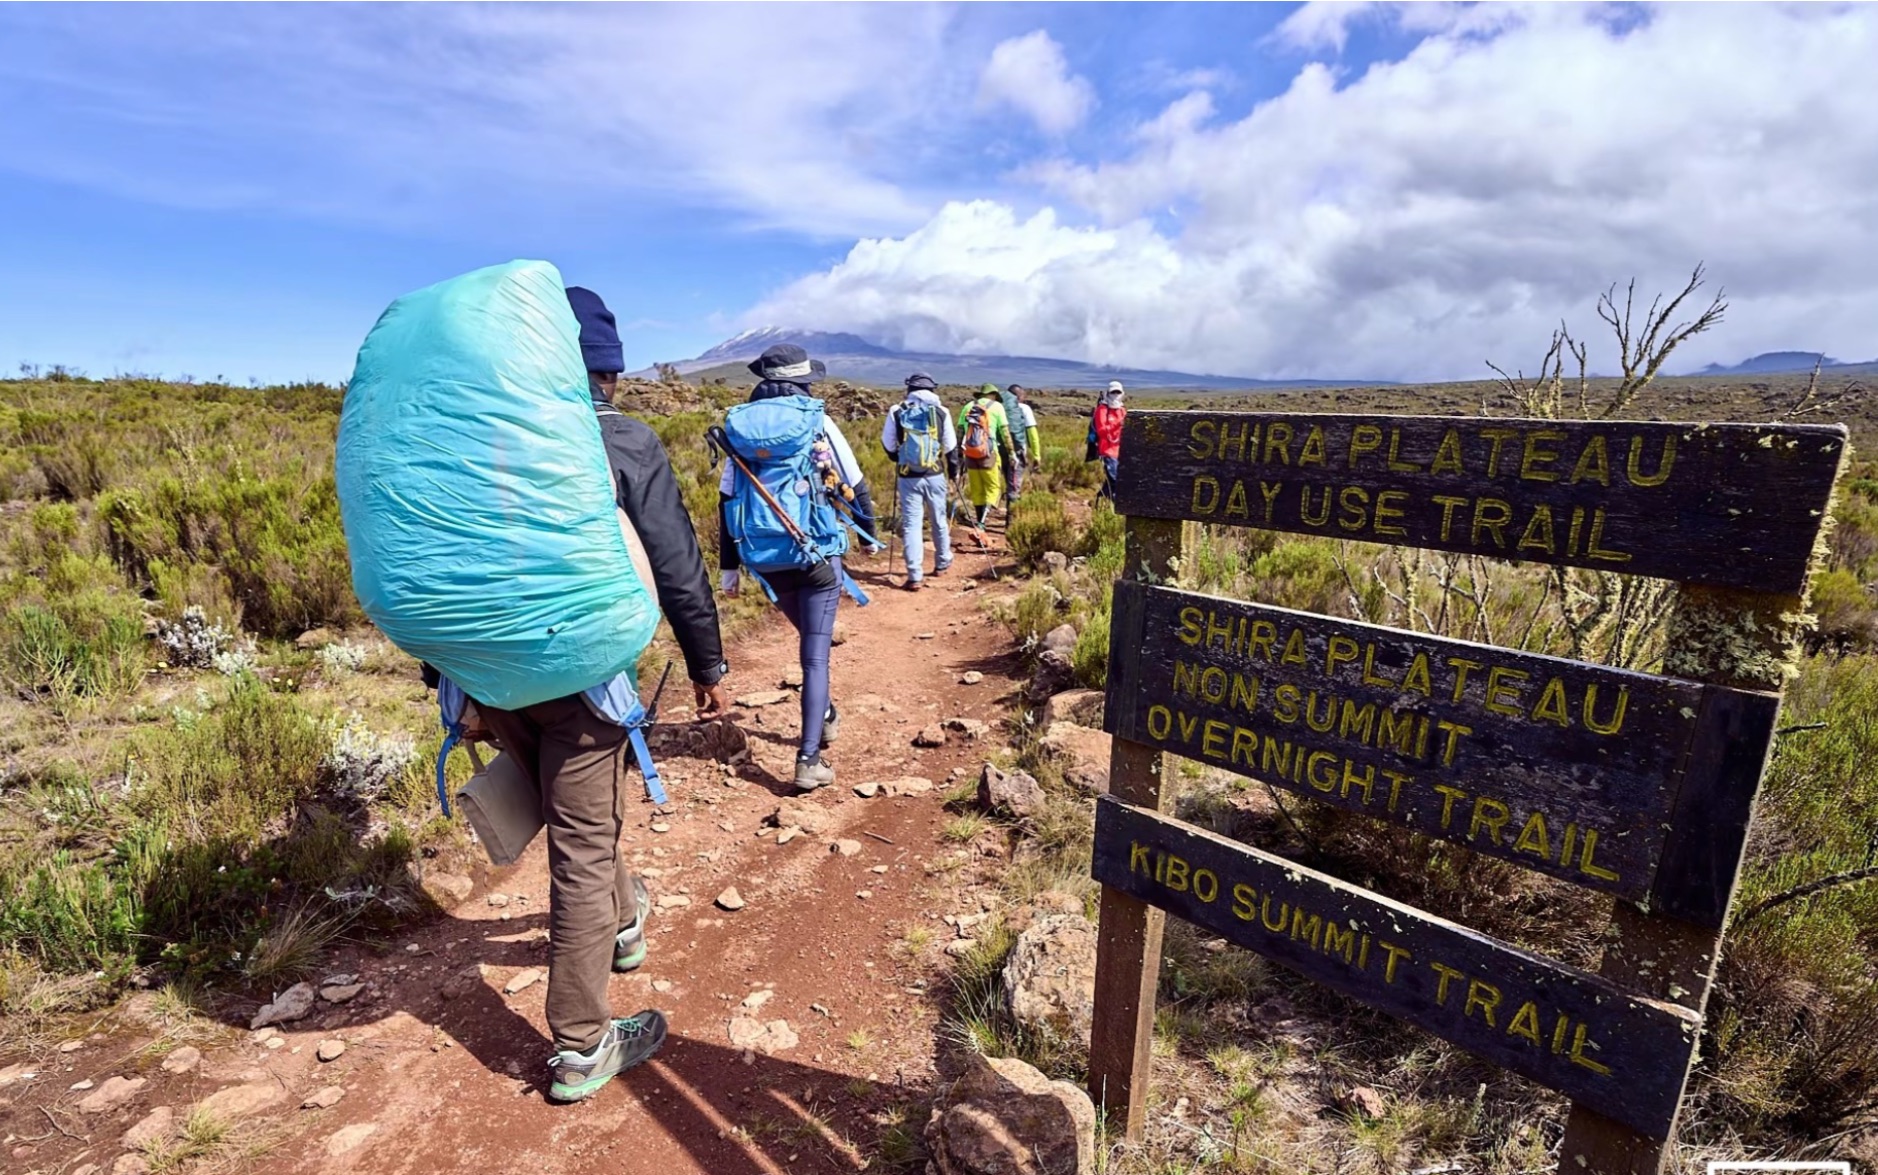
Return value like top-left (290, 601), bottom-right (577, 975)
top-left (748, 343), bottom-right (826, 385)
top-left (905, 372), bottom-right (937, 391)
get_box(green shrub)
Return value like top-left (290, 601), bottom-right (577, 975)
top-left (0, 570), bottom-right (147, 707)
top-left (1006, 492), bottom-right (1078, 570)
top-left (101, 471), bottom-right (357, 638)
top-left (1694, 654), bottom-right (1878, 1136)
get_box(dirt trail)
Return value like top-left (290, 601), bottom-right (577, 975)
top-left (5, 538), bottom-right (1029, 1175)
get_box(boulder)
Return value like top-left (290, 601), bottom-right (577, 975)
top-left (121, 1105), bottom-right (175, 1149)
top-left (925, 1053), bottom-right (1095, 1175)
top-left (914, 725), bottom-right (948, 748)
top-left (197, 1081), bottom-right (285, 1120)
top-left (1028, 650), bottom-right (1076, 700)
top-left (111, 1156), bottom-right (151, 1175)
top-left (727, 1016), bottom-right (798, 1055)
top-left (159, 1046), bottom-right (202, 1075)
top-left (944, 717), bottom-right (992, 741)
top-left (979, 764), bottom-right (1045, 819)
top-left (1038, 725), bottom-right (1109, 796)
top-left (1007, 891), bottom-right (1087, 935)
top-left (77, 1075), bottom-right (147, 1114)
top-left (1003, 915), bottom-right (1098, 1047)
top-left (422, 871), bottom-right (472, 904)
top-left (303, 1086), bottom-right (346, 1110)
top-left (771, 798), bottom-right (833, 835)
top-left (1041, 551), bottom-right (1070, 574)
top-left (701, 719), bottom-right (749, 764)
top-left (715, 887), bottom-right (746, 911)
top-left (1040, 690), bottom-right (1104, 732)
top-left (326, 1123), bottom-right (379, 1156)
top-left (250, 981), bottom-right (317, 1030)
top-left (294, 627), bottom-right (337, 650)
top-left (1040, 624), bottom-right (1077, 656)
top-left (880, 776), bottom-right (935, 797)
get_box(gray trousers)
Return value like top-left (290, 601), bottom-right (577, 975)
top-left (478, 695), bottom-right (637, 1053)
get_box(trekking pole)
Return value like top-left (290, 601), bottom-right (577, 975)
top-left (709, 428), bottom-right (816, 553)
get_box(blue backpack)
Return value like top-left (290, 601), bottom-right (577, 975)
top-left (894, 399), bottom-right (946, 477)
top-left (712, 396), bottom-right (872, 605)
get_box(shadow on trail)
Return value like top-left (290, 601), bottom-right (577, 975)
top-left (194, 903), bottom-right (940, 1174)
top-left (628, 1033), bottom-right (933, 1175)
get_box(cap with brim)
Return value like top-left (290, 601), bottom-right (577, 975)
top-left (906, 372), bottom-right (937, 391)
top-left (1107, 380), bottom-right (1125, 394)
top-left (748, 343), bottom-right (826, 385)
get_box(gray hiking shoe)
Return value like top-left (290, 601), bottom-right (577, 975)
top-left (546, 1011), bottom-right (668, 1103)
top-left (794, 755), bottom-right (835, 791)
top-left (614, 876), bottom-right (650, 972)
top-left (821, 704), bottom-right (840, 747)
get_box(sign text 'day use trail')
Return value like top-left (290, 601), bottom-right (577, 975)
top-left (1114, 412), bottom-right (1846, 594)
top-left (1104, 581), bottom-right (1779, 919)
top-left (1093, 798), bottom-right (1701, 1138)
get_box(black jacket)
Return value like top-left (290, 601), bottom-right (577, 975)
top-left (594, 393), bottom-right (727, 686)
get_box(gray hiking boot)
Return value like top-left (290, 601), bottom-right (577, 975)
top-left (821, 704), bottom-right (840, 747)
top-left (614, 876), bottom-right (651, 972)
top-left (794, 755), bottom-right (835, 791)
top-left (546, 1011), bottom-right (668, 1103)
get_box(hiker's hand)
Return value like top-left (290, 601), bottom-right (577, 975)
top-left (720, 570), bottom-right (740, 597)
top-left (694, 682), bottom-right (728, 721)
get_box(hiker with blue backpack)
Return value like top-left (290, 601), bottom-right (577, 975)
top-left (338, 265), bottom-right (724, 1105)
top-left (715, 343), bottom-right (879, 791)
top-left (880, 372), bottom-right (959, 592)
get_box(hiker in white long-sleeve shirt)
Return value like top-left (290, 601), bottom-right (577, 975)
top-left (880, 373), bottom-right (960, 592)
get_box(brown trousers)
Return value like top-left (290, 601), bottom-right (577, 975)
top-left (477, 694), bottom-right (639, 1053)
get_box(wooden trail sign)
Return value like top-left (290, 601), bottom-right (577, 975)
top-left (1114, 412), bottom-right (1845, 593)
top-left (1086, 410), bottom-right (1847, 1173)
top-left (1104, 581), bottom-right (1782, 923)
top-left (1093, 797), bottom-right (1702, 1138)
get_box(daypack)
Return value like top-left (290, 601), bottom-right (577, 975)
top-left (894, 399), bottom-right (946, 477)
top-left (961, 402), bottom-right (996, 469)
top-left (716, 394), bottom-right (852, 576)
top-left (335, 259), bottom-right (659, 711)
top-left (998, 388), bottom-right (1026, 455)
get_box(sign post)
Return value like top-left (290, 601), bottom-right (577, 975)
top-left (1087, 411), bottom-right (1846, 1170)
top-left (1087, 514), bottom-right (1192, 1139)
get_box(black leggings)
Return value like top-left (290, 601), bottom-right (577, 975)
top-left (770, 560), bottom-right (841, 757)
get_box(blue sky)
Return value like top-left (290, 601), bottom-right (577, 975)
top-left (2, 3), bottom-right (1874, 384)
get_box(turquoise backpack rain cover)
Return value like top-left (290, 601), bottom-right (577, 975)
top-left (335, 260), bottom-right (658, 711)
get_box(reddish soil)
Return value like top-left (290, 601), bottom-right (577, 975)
top-left (3, 538), bottom-right (1030, 1175)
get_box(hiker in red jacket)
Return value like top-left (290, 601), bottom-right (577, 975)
top-left (1090, 380), bottom-right (1126, 504)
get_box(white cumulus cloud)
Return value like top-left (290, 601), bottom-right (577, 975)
top-left (758, 4), bottom-right (1878, 380)
top-left (977, 30), bottom-right (1096, 136)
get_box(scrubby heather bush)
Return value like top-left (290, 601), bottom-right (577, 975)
top-left (321, 717), bottom-right (419, 803)
top-left (153, 605), bottom-right (232, 669)
top-left (316, 640), bottom-right (368, 675)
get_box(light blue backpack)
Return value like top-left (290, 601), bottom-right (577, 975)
top-left (894, 399), bottom-right (946, 477)
top-left (334, 260), bottom-right (666, 812)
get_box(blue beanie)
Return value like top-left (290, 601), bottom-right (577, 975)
top-left (565, 286), bottom-right (624, 374)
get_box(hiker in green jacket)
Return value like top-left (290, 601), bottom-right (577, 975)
top-left (958, 385), bottom-right (1015, 545)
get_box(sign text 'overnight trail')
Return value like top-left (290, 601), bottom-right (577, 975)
top-left (1104, 582), bottom-right (1779, 918)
